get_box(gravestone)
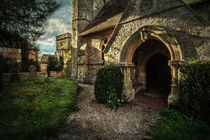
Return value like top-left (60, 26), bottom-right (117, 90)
top-left (28, 65), bottom-right (37, 80)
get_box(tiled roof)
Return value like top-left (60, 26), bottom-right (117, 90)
top-left (80, 13), bottom-right (122, 36)
top-left (182, 0), bottom-right (205, 4)
top-left (80, 0), bottom-right (129, 36)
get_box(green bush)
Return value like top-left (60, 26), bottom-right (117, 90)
top-left (107, 91), bottom-right (125, 109)
top-left (94, 66), bottom-right (123, 104)
top-left (178, 61), bottom-right (210, 124)
top-left (47, 56), bottom-right (63, 72)
top-left (47, 56), bottom-right (58, 72)
top-left (55, 61), bottom-right (64, 72)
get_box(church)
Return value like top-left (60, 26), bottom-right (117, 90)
top-left (70, 0), bottom-right (210, 105)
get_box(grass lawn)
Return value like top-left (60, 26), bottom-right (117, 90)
top-left (147, 108), bottom-right (210, 140)
top-left (0, 77), bottom-right (79, 140)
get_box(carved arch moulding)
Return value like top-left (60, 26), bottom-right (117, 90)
top-left (120, 25), bottom-right (184, 63)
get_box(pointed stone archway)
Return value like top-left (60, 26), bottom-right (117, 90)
top-left (119, 25), bottom-right (184, 106)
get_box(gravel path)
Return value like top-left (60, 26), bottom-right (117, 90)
top-left (57, 84), bottom-right (161, 140)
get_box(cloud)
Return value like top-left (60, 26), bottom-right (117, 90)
top-left (38, 51), bottom-right (55, 60)
top-left (36, 0), bottom-right (72, 56)
top-left (44, 18), bottom-right (71, 36)
top-left (37, 44), bottom-right (56, 60)
top-left (36, 38), bottom-right (55, 46)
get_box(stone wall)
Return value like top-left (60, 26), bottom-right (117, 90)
top-left (0, 48), bottom-right (22, 61)
top-left (40, 63), bottom-right (47, 72)
top-left (85, 63), bottom-right (104, 84)
top-left (3, 72), bottom-right (48, 78)
top-left (71, 0), bottom-right (95, 79)
top-left (2, 71), bottom-right (69, 78)
top-left (77, 29), bottom-right (114, 84)
top-left (49, 71), bottom-right (68, 78)
top-left (104, 0), bottom-right (210, 64)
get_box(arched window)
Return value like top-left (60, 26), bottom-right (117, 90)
top-left (100, 39), bottom-right (108, 61)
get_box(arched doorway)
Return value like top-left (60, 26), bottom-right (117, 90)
top-left (119, 26), bottom-right (183, 105)
top-left (146, 53), bottom-right (171, 93)
top-left (132, 39), bottom-right (171, 107)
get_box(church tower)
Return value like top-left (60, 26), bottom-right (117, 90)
top-left (71, 0), bottom-right (94, 79)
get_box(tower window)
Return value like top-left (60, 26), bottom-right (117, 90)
top-left (102, 45), bottom-right (105, 60)
top-left (100, 39), bottom-right (108, 61)
top-left (104, 39), bottom-right (108, 44)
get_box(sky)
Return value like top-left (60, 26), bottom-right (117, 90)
top-left (35, 0), bottom-right (72, 58)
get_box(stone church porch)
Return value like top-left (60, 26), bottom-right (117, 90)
top-left (118, 26), bottom-right (184, 107)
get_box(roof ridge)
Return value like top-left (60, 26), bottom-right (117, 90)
top-left (81, 0), bottom-right (128, 33)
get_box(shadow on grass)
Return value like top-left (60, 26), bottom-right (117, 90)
top-left (0, 77), bottom-right (79, 140)
top-left (144, 108), bottom-right (210, 140)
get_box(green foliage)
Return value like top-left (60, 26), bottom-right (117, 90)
top-left (107, 91), bottom-right (125, 109)
top-left (47, 56), bottom-right (63, 72)
top-left (161, 108), bottom-right (193, 122)
top-left (2, 57), bottom-right (21, 73)
top-left (0, 0), bottom-right (60, 45)
top-left (56, 56), bottom-right (64, 72)
top-left (178, 61), bottom-right (210, 124)
top-left (0, 77), bottom-right (78, 139)
top-left (21, 59), bottom-right (40, 72)
top-left (94, 66), bottom-right (123, 103)
top-left (1, 57), bottom-right (40, 73)
top-left (148, 108), bottom-right (210, 140)
top-left (47, 56), bottom-right (58, 71)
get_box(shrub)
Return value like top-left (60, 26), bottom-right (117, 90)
top-left (47, 56), bottom-right (58, 72)
top-left (47, 56), bottom-right (63, 72)
top-left (94, 66), bottom-right (123, 104)
top-left (55, 61), bottom-right (64, 72)
top-left (107, 91), bottom-right (125, 109)
top-left (178, 61), bottom-right (210, 124)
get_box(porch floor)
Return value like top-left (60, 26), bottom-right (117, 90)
top-left (131, 89), bottom-right (169, 108)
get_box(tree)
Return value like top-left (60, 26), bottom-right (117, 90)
top-left (0, 0), bottom-right (59, 59)
top-left (56, 56), bottom-right (64, 72)
top-left (47, 55), bottom-right (58, 77)
top-left (0, 0), bottom-right (60, 88)
top-left (0, 0), bottom-right (60, 44)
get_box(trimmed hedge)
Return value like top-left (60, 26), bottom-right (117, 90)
top-left (94, 66), bottom-right (123, 103)
top-left (179, 61), bottom-right (210, 124)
